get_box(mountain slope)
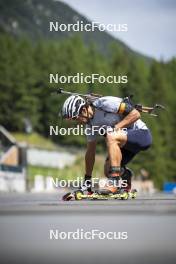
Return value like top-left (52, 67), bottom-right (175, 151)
top-left (0, 0), bottom-right (151, 60)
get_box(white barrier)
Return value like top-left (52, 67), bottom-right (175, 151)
top-left (31, 175), bottom-right (45, 192)
top-left (46, 176), bottom-right (57, 192)
top-left (27, 148), bottom-right (76, 168)
top-left (0, 170), bottom-right (26, 192)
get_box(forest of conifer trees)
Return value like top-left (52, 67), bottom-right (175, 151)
top-left (0, 33), bottom-right (175, 188)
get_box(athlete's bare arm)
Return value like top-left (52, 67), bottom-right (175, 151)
top-left (85, 140), bottom-right (97, 176)
top-left (115, 109), bottom-right (141, 130)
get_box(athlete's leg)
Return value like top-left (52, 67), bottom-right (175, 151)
top-left (104, 128), bottom-right (151, 177)
top-left (104, 149), bottom-right (137, 177)
top-left (102, 130), bottom-right (127, 193)
top-left (103, 129), bottom-right (151, 193)
top-left (105, 130), bottom-right (127, 169)
top-left (121, 148), bottom-right (137, 167)
top-left (105, 129), bottom-right (152, 170)
top-left (120, 129), bottom-right (152, 191)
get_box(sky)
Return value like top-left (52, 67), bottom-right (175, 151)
top-left (57, 0), bottom-right (176, 61)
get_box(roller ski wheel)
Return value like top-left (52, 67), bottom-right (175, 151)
top-left (75, 190), bottom-right (84, 200)
top-left (62, 192), bottom-right (74, 201)
top-left (120, 189), bottom-right (129, 200)
top-left (129, 189), bottom-right (137, 199)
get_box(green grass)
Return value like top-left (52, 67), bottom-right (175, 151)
top-left (11, 133), bottom-right (106, 185)
top-left (11, 132), bottom-right (57, 150)
top-left (27, 154), bottom-right (105, 184)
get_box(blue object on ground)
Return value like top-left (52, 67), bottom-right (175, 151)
top-left (163, 182), bottom-right (176, 193)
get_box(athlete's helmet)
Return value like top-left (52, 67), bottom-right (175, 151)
top-left (62, 95), bottom-right (86, 119)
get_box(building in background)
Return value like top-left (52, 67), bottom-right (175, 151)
top-left (0, 126), bottom-right (27, 192)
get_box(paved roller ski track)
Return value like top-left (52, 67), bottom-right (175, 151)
top-left (0, 192), bottom-right (176, 264)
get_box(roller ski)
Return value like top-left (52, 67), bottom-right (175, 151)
top-left (62, 188), bottom-right (137, 201)
top-left (62, 168), bottom-right (137, 201)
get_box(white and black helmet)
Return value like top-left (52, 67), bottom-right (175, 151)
top-left (62, 95), bottom-right (86, 119)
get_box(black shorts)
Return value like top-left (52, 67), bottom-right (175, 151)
top-left (121, 129), bottom-right (152, 166)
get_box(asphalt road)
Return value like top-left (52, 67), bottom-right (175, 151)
top-left (0, 192), bottom-right (176, 264)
